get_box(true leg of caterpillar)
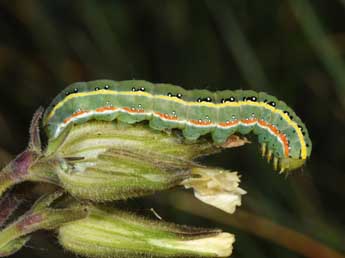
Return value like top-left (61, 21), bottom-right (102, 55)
top-left (266, 149), bottom-right (273, 162)
top-left (279, 166), bottom-right (286, 174)
top-left (221, 135), bottom-right (251, 149)
top-left (273, 157), bottom-right (278, 171)
top-left (261, 143), bottom-right (267, 157)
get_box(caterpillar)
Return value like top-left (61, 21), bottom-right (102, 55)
top-left (43, 80), bottom-right (312, 172)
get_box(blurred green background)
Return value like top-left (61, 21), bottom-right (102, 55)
top-left (0, 1), bottom-right (344, 258)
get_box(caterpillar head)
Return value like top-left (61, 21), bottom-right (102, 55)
top-left (278, 157), bottom-right (306, 172)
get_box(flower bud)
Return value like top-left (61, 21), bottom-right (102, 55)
top-left (58, 205), bottom-right (234, 257)
top-left (49, 121), bottom-right (222, 201)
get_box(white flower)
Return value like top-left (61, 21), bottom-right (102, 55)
top-left (182, 167), bottom-right (246, 214)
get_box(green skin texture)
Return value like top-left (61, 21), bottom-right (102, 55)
top-left (43, 80), bottom-right (312, 170)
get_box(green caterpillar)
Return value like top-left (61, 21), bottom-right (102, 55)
top-left (43, 80), bottom-right (312, 172)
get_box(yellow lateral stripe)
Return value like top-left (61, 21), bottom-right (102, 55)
top-left (46, 89), bottom-right (307, 159)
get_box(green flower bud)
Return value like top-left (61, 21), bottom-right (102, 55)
top-left (58, 205), bottom-right (234, 257)
top-left (47, 121), bottom-right (222, 201)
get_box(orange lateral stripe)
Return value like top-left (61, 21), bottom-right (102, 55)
top-left (258, 120), bottom-right (289, 156)
top-left (241, 118), bottom-right (257, 125)
top-left (122, 107), bottom-right (145, 113)
top-left (96, 106), bottom-right (117, 112)
top-left (63, 110), bottom-right (89, 124)
top-left (280, 133), bottom-right (289, 157)
top-left (218, 120), bottom-right (239, 127)
top-left (61, 106), bottom-right (290, 157)
top-left (154, 112), bottom-right (178, 121)
top-left (189, 119), bottom-right (213, 126)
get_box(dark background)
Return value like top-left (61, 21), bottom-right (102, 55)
top-left (0, 1), bottom-right (344, 258)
